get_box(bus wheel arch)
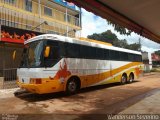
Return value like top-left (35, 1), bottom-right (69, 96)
top-left (129, 72), bottom-right (134, 83)
top-left (65, 76), bottom-right (81, 94)
top-left (121, 73), bottom-right (127, 85)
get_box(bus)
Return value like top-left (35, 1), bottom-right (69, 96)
top-left (17, 34), bottom-right (143, 94)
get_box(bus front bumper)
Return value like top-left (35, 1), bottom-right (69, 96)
top-left (17, 81), bottom-right (64, 94)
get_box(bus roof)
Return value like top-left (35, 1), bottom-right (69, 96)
top-left (25, 34), bottom-right (141, 55)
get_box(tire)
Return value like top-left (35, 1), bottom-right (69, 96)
top-left (128, 73), bottom-right (134, 83)
top-left (121, 74), bottom-right (127, 85)
top-left (66, 78), bottom-right (78, 94)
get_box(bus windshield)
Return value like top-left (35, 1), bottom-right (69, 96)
top-left (20, 40), bottom-right (60, 68)
top-left (20, 40), bottom-right (44, 68)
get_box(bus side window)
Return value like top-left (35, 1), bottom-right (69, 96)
top-left (59, 42), bottom-right (66, 57)
top-left (65, 43), bottom-right (80, 58)
top-left (110, 50), bottom-right (117, 60)
top-left (96, 48), bottom-right (104, 60)
top-left (104, 49), bottom-right (109, 60)
top-left (128, 53), bottom-right (134, 61)
top-left (120, 52), bottom-right (128, 61)
top-left (79, 45), bottom-right (91, 59)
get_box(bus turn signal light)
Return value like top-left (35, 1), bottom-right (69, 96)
top-left (30, 78), bottom-right (42, 84)
top-left (35, 78), bottom-right (42, 84)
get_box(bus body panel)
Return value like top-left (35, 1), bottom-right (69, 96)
top-left (17, 57), bottom-right (143, 94)
top-left (17, 34), bottom-right (143, 94)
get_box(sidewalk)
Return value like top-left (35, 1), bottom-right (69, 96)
top-left (120, 90), bottom-right (160, 114)
top-left (0, 88), bottom-right (18, 98)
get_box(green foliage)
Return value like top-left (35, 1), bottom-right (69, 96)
top-left (154, 50), bottom-right (160, 56)
top-left (87, 30), bottom-right (140, 51)
top-left (88, 30), bottom-right (118, 44)
top-left (107, 21), bottom-right (132, 36)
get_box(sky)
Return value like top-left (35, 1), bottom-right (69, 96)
top-left (81, 9), bottom-right (160, 53)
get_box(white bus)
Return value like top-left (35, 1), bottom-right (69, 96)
top-left (17, 34), bottom-right (143, 94)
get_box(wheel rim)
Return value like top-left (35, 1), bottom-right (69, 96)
top-left (68, 81), bottom-right (77, 92)
top-left (122, 76), bottom-right (126, 84)
top-left (129, 75), bottom-right (133, 82)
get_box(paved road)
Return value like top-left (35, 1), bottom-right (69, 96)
top-left (0, 72), bottom-right (160, 120)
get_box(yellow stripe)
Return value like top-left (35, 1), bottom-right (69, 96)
top-left (80, 62), bottom-right (142, 86)
top-left (79, 37), bottom-right (112, 46)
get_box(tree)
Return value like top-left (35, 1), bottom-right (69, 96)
top-left (155, 50), bottom-right (160, 56)
top-left (127, 43), bottom-right (141, 51)
top-left (87, 30), bottom-right (140, 51)
top-left (88, 30), bottom-right (119, 45)
top-left (107, 21), bottom-right (132, 36)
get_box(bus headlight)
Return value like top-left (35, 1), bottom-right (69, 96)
top-left (35, 78), bottom-right (42, 84)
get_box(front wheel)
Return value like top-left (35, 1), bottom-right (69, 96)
top-left (66, 78), bottom-right (78, 94)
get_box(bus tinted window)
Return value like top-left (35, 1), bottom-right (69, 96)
top-left (44, 40), bottom-right (59, 67)
top-left (56, 40), bottom-right (142, 62)
top-left (66, 43), bottom-right (80, 58)
top-left (104, 49), bottom-right (109, 59)
top-left (90, 47), bottom-right (96, 59)
top-left (110, 50), bottom-right (120, 60)
top-left (128, 53), bottom-right (134, 61)
top-left (96, 48), bottom-right (104, 59)
top-left (119, 52), bottom-right (128, 61)
top-left (135, 55), bottom-right (142, 62)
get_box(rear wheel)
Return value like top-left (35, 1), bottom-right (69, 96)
top-left (121, 74), bottom-right (127, 85)
top-left (66, 78), bottom-right (78, 94)
top-left (128, 73), bottom-right (134, 83)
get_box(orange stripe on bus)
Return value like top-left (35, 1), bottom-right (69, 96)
top-left (80, 62), bottom-right (142, 86)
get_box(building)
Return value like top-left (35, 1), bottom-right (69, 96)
top-left (0, 0), bottom-right (81, 88)
top-left (142, 52), bottom-right (152, 72)
top-left (0, 0), bottom-right (81, 39)
top-left (152, 53), bottom-right (160, 67)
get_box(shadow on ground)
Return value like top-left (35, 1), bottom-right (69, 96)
top-left (15, 81), bottom-right (139, 102)
top-left (11, 79), bottom-right (160, 120)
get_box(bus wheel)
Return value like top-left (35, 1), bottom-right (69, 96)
top-left (121, 74), bottom-right (127, 85)
top-left (66, 78), bottom-right (78, 94)
top-left (128, 73), bottom-right (134, 83)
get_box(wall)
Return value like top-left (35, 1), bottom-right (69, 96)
top-left (0, 43), bottom-right (23, 77)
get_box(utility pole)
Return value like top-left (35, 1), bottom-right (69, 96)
top-left (139, 28), bottom-right (144, 52)
top-left (139, 37), bottom-right (142, 52)
top-left (65, 6), bottom-right (69, 37)
top-left (38, 0), bottom-right (42, 32)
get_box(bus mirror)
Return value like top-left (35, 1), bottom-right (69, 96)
top-left (13, 50), bottom-right (16, 60)
top-left (44, 46), bottom-right (50, 58)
